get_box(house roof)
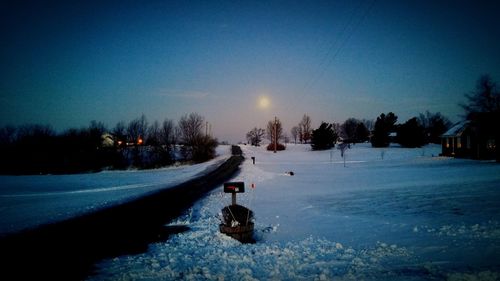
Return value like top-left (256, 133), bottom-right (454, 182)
top-left (441, 121), bottom-right (469, 137)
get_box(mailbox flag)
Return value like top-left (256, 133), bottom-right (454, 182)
top-left (223, 182), bottom-right (245, 193)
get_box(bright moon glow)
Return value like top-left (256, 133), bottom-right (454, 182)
top-left (258, 96), bottom-right (270, 109)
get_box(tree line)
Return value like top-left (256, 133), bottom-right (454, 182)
top-left (246, 75), bottom-right (499, 153)
top-left (246, 110), bottom-right (451, 151)
top-left (0, 113), bottom-right (217, 175)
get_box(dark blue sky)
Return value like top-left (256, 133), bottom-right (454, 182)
top-left (1, 0), bottom-right (499, 142)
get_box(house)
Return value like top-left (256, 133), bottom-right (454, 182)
top-left (101, 133), bottom-right (115, 148)
top-left (441, 121), bottom-right (472, 158)
top-left (441, 113), bottom-right (498, 160)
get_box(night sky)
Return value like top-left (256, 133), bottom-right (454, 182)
top-left (1, 0), bottom-right (499, 143)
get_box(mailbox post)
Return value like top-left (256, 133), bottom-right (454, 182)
top-left (224, 181), bottom-right (245, 205)
top-left (220, 181), bottom-right (254, 242)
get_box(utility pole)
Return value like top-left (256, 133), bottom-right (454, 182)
top-left (274, 116), bottom-right (277, 153)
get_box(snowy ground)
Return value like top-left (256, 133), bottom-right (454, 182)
top-left (89, 143), bottom-right (500, 281)
top-left (0, 146), bottom-right (231, 236)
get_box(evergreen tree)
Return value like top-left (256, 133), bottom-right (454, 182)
top-left (371, 112), bottom-right (398, 147)
top-left (311, 122), bottom-right (338, 150)
top-left (355, 122), bottom-right (370, 143)
top-left (340, 118), bottom-right (370, 143)
top-left (397, 117), bottom-right (426, 148)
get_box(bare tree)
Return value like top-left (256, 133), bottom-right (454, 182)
top-left (418, 111), bottom-right (452, 144)
top-left (299, 114), bottom-right (312, 143)
top-left (246, 127), bottom-right (265, 146)
top-left (113, 121), bottom-right (127, 145)
top-left (266, 117), bottom-right (285, 151)
top-left (291, 126), bottom-right (299, 144)
top-left (89, 120), bottom-right (106, 133)
top-left (461, 75), bottom-right (500, 118)
top-left (284, 133), bottom-right (290, 144)
top-left (178, 113), bottom-right (218, 162)
top-left (173, 125), bottom-right (181, 146)
top-left (17, 124), bottom-right (55, 140)
top-left (0, 125), bottom-right (17, 146)
top-left (332, 122), bottom-right (341, 138)
top-left (127, 114), bottom-right (148, 145)
top-left (161, 119), bottom-right (175, 146)
top-left (361, 119), bottom-right (374, 132)
top-left (126, 115), bottom-right (148, 166)
top-left (266, 117), bottom-right (284, 144)
top-left (460, 75), bottom-right (500, 162)
top-left (147, 120), bottom-right (161, 146)
top-left (178, 113), bottom-right (204, 146)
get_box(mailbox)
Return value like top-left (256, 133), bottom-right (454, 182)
top-left (224, 182), bottom-right (245, 193)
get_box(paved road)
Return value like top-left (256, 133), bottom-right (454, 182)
top-left (0, 148), bottom-right (244, 281)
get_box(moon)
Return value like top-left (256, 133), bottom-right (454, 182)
top-left (258, 96), bottom-right (270, 109)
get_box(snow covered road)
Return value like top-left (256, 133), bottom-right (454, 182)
top-left (90, 143), bottom-right (500, 280)
top-left (0, 146), bottom-right (231, 236)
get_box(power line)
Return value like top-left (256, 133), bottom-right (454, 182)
top-left (288, 0), bottom-right (376, 116)
top-left (302, 0), bottom-right (368, 93)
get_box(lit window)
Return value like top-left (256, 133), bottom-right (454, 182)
top-left (487, 139), bottom-right (496, 151)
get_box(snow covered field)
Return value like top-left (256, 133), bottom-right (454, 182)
top-left (0, 146), bottom-right (231, 236)
top-left (90, 143), bottom-right (500, 281)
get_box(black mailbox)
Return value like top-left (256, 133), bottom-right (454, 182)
top-left (224, 182), bottom-right (245, 193)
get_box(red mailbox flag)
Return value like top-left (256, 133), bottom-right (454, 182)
top-left (223, 182), bottom-right (245, 193)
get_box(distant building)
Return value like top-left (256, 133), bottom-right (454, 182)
top-left (388, 132), bottom-right (398, 143)
top-left (441, 113), bottom-right (498, 160)
top-left (441, 121), bottom-right (471, 158)
top-left (101, 133), bottom-right (115, 148)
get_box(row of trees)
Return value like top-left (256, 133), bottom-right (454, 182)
top-left (246, 115), bottom-right (310, 150)
top-left (310, 75), bottom-right (499, 151)
top-left (246, 110), bottom-right (450, 152)
top-left (0, 113), bottom-right (217, 174)
top-left (370, 111), bottom-right (452, 148)
top-left (290, 115), bottom-right (313, 144)
top-left (250, 74), bottom-right (496, 155)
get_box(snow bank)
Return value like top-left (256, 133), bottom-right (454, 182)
top-left (90, 143), bottom-right (500, 280)
top-left (90, 192), bottom-right (414, 281)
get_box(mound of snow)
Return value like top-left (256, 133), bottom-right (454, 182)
top-left (91, 144), bottom-right (500, 280)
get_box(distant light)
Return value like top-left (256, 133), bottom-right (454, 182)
top-left (137, 138), bottom-right (143, 145)
top-left (258, 96), bottom-right (270, 109)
